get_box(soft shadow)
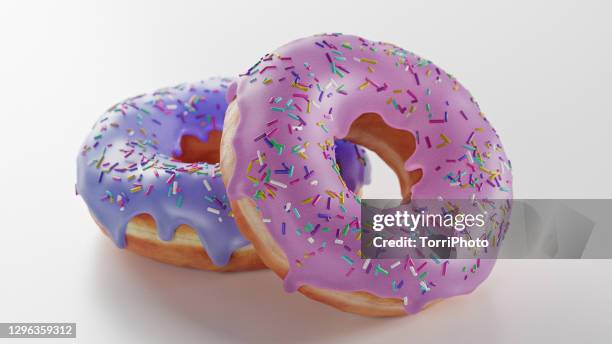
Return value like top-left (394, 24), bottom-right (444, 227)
top-left (92, 239), bottom-right (395, 343)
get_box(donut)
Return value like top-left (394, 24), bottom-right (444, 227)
top-left (221, 34), bottom-right (513, 314)
top-left (76, 77), bottom-right (371, 272)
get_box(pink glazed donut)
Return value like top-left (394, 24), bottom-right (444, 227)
top-left (221, 34), bottom-right (513, 316)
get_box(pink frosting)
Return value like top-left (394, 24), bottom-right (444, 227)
top-left (227, 34), bottom-right (513, 313)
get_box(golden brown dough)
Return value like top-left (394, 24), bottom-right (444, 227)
top-left (96, 213), bottom-right (265, 272)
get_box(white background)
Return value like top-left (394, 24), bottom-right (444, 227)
top-left (1, 0), bottom-right (611, 343)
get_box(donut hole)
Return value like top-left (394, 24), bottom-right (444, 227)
top-left (173, 130), bottom-right (222, 164)
top-left (343, 113), bottom-right (422, 202)
top-left (358, 147), bottom-right (403, 200)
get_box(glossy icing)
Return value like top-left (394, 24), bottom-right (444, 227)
top-left (227, 34), bottom-right (513, 311)
top-left (77, 77), bottom-right (371, 266)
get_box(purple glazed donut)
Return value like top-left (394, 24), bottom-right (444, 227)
top-left (77, 77), bottom-right (370, 271)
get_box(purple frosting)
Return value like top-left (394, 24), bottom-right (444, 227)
top-left (76, 77), bottom-right (370, 266)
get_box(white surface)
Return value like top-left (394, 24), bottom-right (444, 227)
top-left (1, 0), bottom-right (611, 343)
